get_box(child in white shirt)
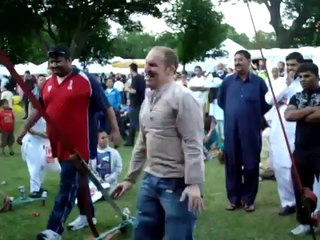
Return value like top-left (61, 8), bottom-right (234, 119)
top-left (21, 117), bottom-right (59, 197)
top-left (96, 130), bottom-right (123, 189)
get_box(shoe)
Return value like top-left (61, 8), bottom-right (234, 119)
top-left (278, 206), bottom-right (296, 216)
top-left (40, 188), bottom-right (48, 193)
top-left (67, 215), bottom-right (97, 231)
top-left (244, 204), bottom-right (255, 213)
top-left (290, 224), bottom-right (311, 235)
top-left (29, 191), bottom-right (43, 198)
top-left (37, 229), bottom-right (61, 240)
top-left (225, 202), bottom-right (242, 211)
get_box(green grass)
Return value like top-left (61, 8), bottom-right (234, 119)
top-left (0, 117), bottom-right (313, 240)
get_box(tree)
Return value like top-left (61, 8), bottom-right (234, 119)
top-left (0, 0), bottom-right (170, 63)
top-left (252, 30), bottom-right (277, 49)
top-left (165, 0), bottom-right (226, 67)
top-left (155, 32), bottom-right (178, 49)
top-left (0, 0), bottom-right (44, 64)
top-left (109, 31), bottom-right (157, 59)
top-left (225, 25), bottom-right (277, 49)
top-left (219, 0), bottom-right (320, 47)
top-left (108, 31), bottom-right (179, 59)
top-left (225, 25), bottom-right (253, 49)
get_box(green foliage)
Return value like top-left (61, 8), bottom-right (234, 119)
top-left (0, 0), bottom-right (169, 64)
top-left (108, 31), bottom-right (178, 59)
top-left (219, 0), bottom-right (320, 47)
top-left (225, 25), bottom-right (253, 49)
top-left (109, 31), bottom-right (157, 59)
top-left (155, 32), bottom-right (178, 49)
top-left (166, 0), bottom-right (226, 65)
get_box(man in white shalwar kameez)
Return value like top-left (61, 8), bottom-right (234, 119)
top-left (265, 76), bottom-right (301, 215)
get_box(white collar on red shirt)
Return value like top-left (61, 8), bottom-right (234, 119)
top-left (57, 72), bottom-right (72, 85)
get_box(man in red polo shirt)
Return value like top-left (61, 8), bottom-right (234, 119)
top-left (17, 46), bottom-right (121, 240)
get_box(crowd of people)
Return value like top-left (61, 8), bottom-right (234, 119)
top-left (1, 45), bottom-right (320, 240)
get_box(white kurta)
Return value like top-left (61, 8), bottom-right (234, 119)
top-left (188, 76), bottom-right (207, 107)
top-left (206, 76), bottom-right (225, 138)
top-left (265, 77), bottom-right (301, 208)
top-left (21, 118), bottom-right (50, 193)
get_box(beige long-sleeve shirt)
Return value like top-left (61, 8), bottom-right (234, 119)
top-left (125, 82), bottom-right (205, 185)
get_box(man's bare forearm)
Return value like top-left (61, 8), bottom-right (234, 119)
top-left (285, 108), bottom-right (314, 122)
top-left (305, 110), bottom-right (320, 122)
top-left (22, 109), bottom-right (41, 133)
top-left (105, 107), bottom-right (119, 131)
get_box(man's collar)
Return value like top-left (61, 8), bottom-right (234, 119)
top-left (234, 72), bottom-right (251, 82)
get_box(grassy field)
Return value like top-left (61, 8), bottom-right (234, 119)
top-left (0, 117), bottom-right (314, 240)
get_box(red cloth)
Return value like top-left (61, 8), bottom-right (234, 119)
top-left (0, 109), bottom-right (15, 133)
top-left (41, 72), bottom-right (92, 161)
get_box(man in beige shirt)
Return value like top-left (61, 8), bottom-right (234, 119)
top-left (112, 46), bottom-right (205, 240)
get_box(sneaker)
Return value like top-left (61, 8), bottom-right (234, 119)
top-left (67, 215), bottom-right (97, 231)
top-left (37, 229), bottom-right (61, 240)
top-left (29, 191), bottom-right (43, 199)
top-left (290, 224), bottom-right (311, 235)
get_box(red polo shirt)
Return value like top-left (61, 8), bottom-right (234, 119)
top-left (0, 109), bottom-right (14, 133)
top-left (41, 69), bottom-right (109, 161)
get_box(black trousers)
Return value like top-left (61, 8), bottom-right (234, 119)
top-left (292, 147), bottom-right (320, 224)
top-left (23, 95), bottom-right (29, 117)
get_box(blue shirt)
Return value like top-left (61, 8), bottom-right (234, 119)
top-left (85, 72), bottom-right (111, 160)
top-left (218, 73), bottom-right (270, 150)
top-left (105, 88), bottom-right (122, 110)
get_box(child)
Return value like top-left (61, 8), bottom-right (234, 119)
top-left (96, 130), bottom-right (123, 188)
top-left (0, 82), bottom-right (14, 108)
top-left (0, 99), bottom-right (15, 155)
top-left (21, 117), bottom-right (51, 198)
top-left (204, 116), bottom-right (224, 163)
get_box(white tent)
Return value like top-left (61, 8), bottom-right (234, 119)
top-left (15, 63), bottom-right (38, 75)
top-left (0, 66), bottom-right (9, 75)
top-left (33, 61), bottom-right (49, 75)
top-left (180, 38), bottom-right (246, 72)
top-left (87, 63), bottom-right (113, 73)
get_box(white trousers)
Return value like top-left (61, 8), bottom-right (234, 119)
top-left (216, 120), bottom-right (224, 139)
top-left (313, 176), bottom-right (320, 212)
top-left (22, 140), bottom-right (47, 193)
top-left (273, 166), bottom-right (295, 208)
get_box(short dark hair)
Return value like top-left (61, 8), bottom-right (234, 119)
top-left (297, 63), bottom-right (319, 78)
top-left (0, 99), bottom-right (8, 107)
top-left (235, 50), bottom-right (251, 60)
top-left (25, 70), bottom-right (30, 75)
top-left (38, 74), bottom-right (46, 78)
top-left (286, 52), bottom-right (304, 63)
top-left (195, 66), bottom-right (202, 70)
top-left (129, 63), bottom-right (138, 73)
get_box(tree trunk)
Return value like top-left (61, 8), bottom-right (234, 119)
top-left (70, 30), bottom-right (89, 60)
top-left (263, 0), bottom-right (293, 48)
top-left (69, 17), bottom-right (90, 60)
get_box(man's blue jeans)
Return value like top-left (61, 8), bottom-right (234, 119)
top-left (46, 161), bottom-right (95, 235)
top-left (133, 173), bottom-right (197, 240)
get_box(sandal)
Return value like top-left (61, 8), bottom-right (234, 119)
top-left (244, 205), bottom-right (255, 213)
top-left (225, 203), bottom-right (240, 211)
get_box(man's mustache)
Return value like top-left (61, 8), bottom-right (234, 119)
top-left (235, 64), bottom-right (242, 68)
